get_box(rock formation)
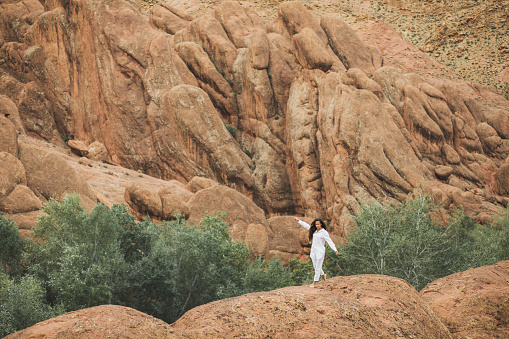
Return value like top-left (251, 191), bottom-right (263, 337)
top-left (4, 304), bottom-right (178, 339)
top-left (172, 274), bottom-right (452, 338)
top-left (6, 274), bottom-right (453, 338)
top-left (421, 260), bottom-right (509, 338)
top-left (5, 257), bottom-right (509, 338)
top-left (0, 114), bottom-right (97, 237)
top-left (1, 0), bottom-right (509, 252)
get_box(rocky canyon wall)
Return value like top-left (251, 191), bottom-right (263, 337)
top-left (1, 0), bottom-right (509, 234)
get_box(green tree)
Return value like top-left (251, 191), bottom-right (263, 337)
top-left (326, 193), bottom-right (456, 290)
top-left (0, 214), bottom-right (24, 277)
top-left (27, 194), bottom-right (125, 310)
top-left (242, 257), bottom-right (292, 293)
top-left (286, 258), bottom-right (314, 286)
top-left (0, 272), bottom-right (63, 337)
top-left (122, 212), bottom-right (251, 323)
top-left (469, 208), bottom-right (509, 266)
top-left (325, 192), bottom-right (509, 291)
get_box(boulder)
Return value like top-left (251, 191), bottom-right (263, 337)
top-left (187, 185), bottom-right (270, 242)
top-left (174, 42), bottom-right (238, 119)
top-left (185, 176), bottom-right (218, 193)
top-left (247, 29), bottom-right (270, 70)
top-left (421, 260), bottom-right (509, 338)
top-left (5, 305), bottom-right (181, 339)
top-left (485, 108), bottom-right (509, 140)
top-left (277, 1), bottom-right (327, 43)
top-left (0, 184), bottom-right (42, 214)
top-left (179, 15), bottom-right (238, 82)
top-left (17, 81), bottom-right (56, 141)
top-left (0, 151), bottom-right (26, 197)
top-left (0, 74), bottom-right (24, 103)
top-left (0, 94), bottom-right (24, 132)
top-left (19, 144), bottom-right (97, 210)
top-left (159, 180), bottom-right (194, 219)
top-left (442, 144), bottom-right (461, 165)
top-left (67, 139), bottom-right (89, 157)
top-left (87, 141), bottom-right (108, 162)
top-left (0, 115), bottom-right (18, 156)
top-left (6, 210), bottom-right (42, 230)
top-left (268, 216), bottom-right (310, 259)
top-left (213, 1), bottom-right (266, 49)
top-left (321, 14), bottom-right (383, 74)
top-left (244, 223), bottom-right (269, 258)
top-left (435, 165), bottom-right (454, 180)
top-left (124, 181), bottom-right (163, 219)
top-left (267, 32), bottom-right (298, 117)
top-left (162, 85), bottom-right (254, 189)
top-left (173, 275), bottom-right (452, 338)
top-left (150, 3), bottom-right (192, 35)
top-left (292, 27), bottom-right (334, 72)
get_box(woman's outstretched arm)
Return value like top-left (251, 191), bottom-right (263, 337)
top-left (294, 217), bottom-right (310, 230)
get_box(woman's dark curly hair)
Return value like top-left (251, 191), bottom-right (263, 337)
top-left (308, 219), bottom-right (327, 242)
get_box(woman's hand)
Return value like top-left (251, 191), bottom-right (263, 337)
top-left (335, 250), bottom-right (338, 255)
top-left (294, 217), bottom-right (300, 222)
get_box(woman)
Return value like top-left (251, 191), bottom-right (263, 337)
top-left (294, 217), bottom-right (338, 287)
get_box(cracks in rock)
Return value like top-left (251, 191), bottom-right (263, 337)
top-left (381, 143), bottom-right (412, 195)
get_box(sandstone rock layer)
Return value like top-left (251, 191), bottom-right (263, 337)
top-left (1, 0), bottom-right (509, 250)
top-left (421, 260), bottom-right (509, 338)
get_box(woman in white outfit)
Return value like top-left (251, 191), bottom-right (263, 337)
top-left (294, 217), bottom-right (338, 287)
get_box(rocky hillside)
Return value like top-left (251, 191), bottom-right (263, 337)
top-left (7, 260), bottom-right (509, 338)
top-left (156, 0), bottom-right (508, 96)
top-left (1, 0), bottom-right (509, 252)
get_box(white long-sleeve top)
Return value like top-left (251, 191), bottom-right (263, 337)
top-left (298, 220), bottom-right (338, 259)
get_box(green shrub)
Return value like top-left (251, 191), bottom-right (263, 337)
top-left (121, 212), bottom-right (252, 323)
top-left (243, 149), bottom-right (252, 158)
top-left (27, 194), bottom-right (124, 310)
top-left (225, 124), bottom-right (236, 138)
top-left (325, 191), bottom-right (509, 291)
top-left (60, 134), bottom-right (74, 144)
top-left (287, 258), bottom-right (314, 285)
top-left (0, 214), bottom-right (24, 277)
top-left (242, 258), bottom-right (292, 293)
top-left (0, 273), bottom-right (63, 337)
top-left (482, 208), bottom-right (509, 262)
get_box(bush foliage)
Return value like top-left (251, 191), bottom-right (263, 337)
top-left (0, 194), bottom-right (297, 335)
top-left (325, 191), bottom-right (509, 290)
top-left (0, 273), bottom-right (63, 337)
top-left (0, 214), bottom-right (25, 277)
top-left (1, 191), bottom-right (508, 335)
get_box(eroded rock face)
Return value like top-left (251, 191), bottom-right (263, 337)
top-left (1, 0), bottom-right (509, 235)
top-left (19, 142), bottom-right (97, 210)
top-left (0, 115), bottom-right (18, 156)
top-left (421, 260), bottom-right (509, 338)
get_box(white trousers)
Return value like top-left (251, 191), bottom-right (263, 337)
top-left (311, 256), bottom-right (325, 281)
